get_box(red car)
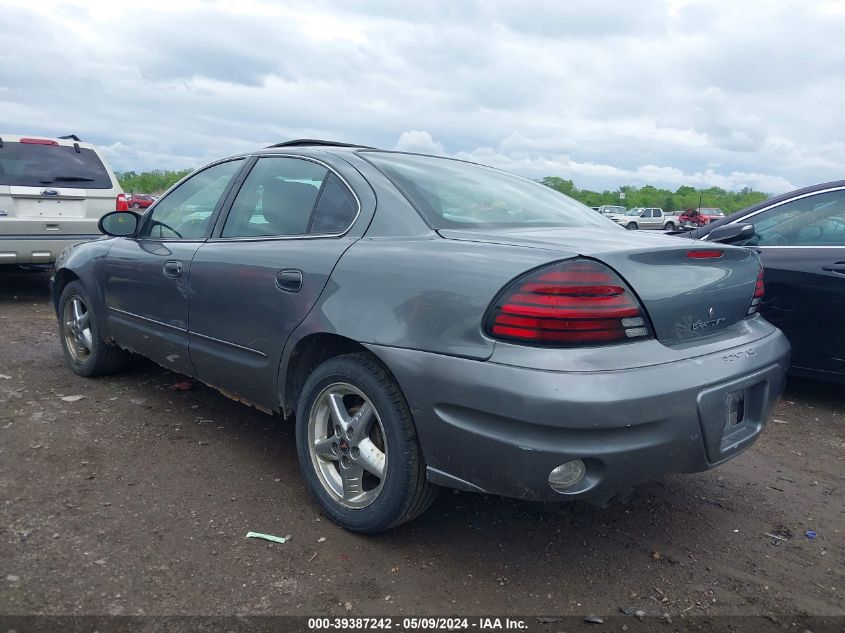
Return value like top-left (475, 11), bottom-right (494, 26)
top-left (700, 207), bottom-right (725, 223)
top-left (678, 207), bottom-right (725, 229)
top-left (127, 194), bottom-right (156, 209)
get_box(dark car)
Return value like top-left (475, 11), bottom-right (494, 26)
top-left (127, 193), bottom-right (156, 209)
top-left (51, 140), bottom-right (789, 532)
top-left (684, 180), bottom-right (845, 382)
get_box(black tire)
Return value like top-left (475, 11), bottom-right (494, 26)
top-left (58, 280), bottom-right (130, 377)
top-left (665, 222), bottom-right (675, 231)
top-left (295, 353), bottom-right (437, 533)
top-left (626, 222), bottom-right (638, 230)
top-left (131, 203), bottom-right (141, 209)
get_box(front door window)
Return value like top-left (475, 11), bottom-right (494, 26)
top-left (141, 159), bottom-right (244, 239)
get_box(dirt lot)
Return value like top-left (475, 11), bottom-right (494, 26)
top-left (1, 268), bottom-right (843, 621)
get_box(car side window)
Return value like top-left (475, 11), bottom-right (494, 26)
top-left (749, 189), bottom-right (845, 247)
top-left (222, 158), bottom-right (358, 237)
top-left (141, 160), bottom-right (243, 239)
top-left (310, 173), bottom-right (358, 234)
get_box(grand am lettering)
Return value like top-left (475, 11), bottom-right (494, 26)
top-left (722, 349), bottom-right (757, 362)
top-left (691, 317), bottom-right (728, 331)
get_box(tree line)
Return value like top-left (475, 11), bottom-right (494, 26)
top-left (116, 168), bottom-right (772, 215)
top-left (116, 169), bottom-right (192, 195)
top-left (540, 177), bottom-right (770, 213)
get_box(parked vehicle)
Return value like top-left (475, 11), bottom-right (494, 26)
top-left (678, 208), bottom-right (708, 230)
top-left (610, 207), bottom-right (679, 230)
top-left (51, 140), bottom-right (789, 532)
top-left (0, 134), bottom-right (125, 266)
top-left (127, 193), bottom-right (156, 209)
top-left (684, 181), bottom-right (845, 382)
top-left (597, 204), bottom-right (625, 216)
top-left (700, 207), bottom-right (726, 222)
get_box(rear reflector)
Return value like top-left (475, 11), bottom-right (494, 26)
top-left (687, 250), bottom-right (724, 259)
top-left (747, 267), bottom-right (765, 315)
top-left (485, 259), bottom-right (653, 347)
top-left (20, 137), bottom-right (58, 145)
top-left (115, 193), bottom-right (129, 211)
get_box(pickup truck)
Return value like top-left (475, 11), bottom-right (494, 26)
top-left (609, 207), bottom-right (680, 230)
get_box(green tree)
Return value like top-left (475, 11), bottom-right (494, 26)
top-left (539, 177), bottom-right (576, 196)
top-left (116, 169), bottom-right (193, 195)
top-left (540, 178), bottom-right (771, 214)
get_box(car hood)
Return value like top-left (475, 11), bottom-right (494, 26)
top-left (438, 226), bottom-right (760, 344)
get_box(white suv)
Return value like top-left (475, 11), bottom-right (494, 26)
top-left (0, 134), bottom-right (125, 265)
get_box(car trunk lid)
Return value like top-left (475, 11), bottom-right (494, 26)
top-left (439, 226), bottom-right (760, 344)
top-left (6, 185), bottom-right (88, 219)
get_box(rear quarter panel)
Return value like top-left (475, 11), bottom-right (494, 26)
top-left (287, 236), bottom-right (575, 360)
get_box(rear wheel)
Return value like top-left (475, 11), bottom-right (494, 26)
top-left (626, 222), bottom-right (638, 230)
top-left (131, 202), bottom-right (141, 209)
top-left (295, 353), bottom-right (437, 532)
top-left (58, 281), bottom-right (130, 377)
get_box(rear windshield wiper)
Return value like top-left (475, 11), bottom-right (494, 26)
top-left (39, 176), bottom-right (95, 183)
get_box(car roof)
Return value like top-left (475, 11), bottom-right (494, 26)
top-left (0, 133), bottom-right (97, 149)
top-left (265, 139), bottom-right (375, 150)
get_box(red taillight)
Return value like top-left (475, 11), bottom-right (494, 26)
top-left (20, 137), bottom-right (58, 145)
top-left (484, 259), bottom-right (652, 346)
top-left (115, 193), bottom-right (129, 211)
top-left (687, 250), bottom-right (723, 259)
top-left (747, 267), bottom-right (765, 315)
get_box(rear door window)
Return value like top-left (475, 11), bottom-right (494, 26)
top-left (221, 157), bottom-right (358, 238)
top-left (0, 141), bottom-right (113, 189)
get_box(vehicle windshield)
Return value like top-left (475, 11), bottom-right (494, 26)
top-left (0, 142), bottom-right (113, 189)
top-left (624, 208), bottom-right (642, 216)
top-left (364, 152), bottom-right (615, 229)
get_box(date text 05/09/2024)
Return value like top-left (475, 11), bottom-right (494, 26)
top-left (307, 617), bottom-right (528, 631)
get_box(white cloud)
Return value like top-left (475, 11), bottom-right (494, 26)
top-left (0, 0), bottom-right (841, 194)
top-left (395, 130), bottom-right (445, 155)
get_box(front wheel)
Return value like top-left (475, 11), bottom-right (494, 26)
top-left (58, 281), bottom-right (130, 377)
top-left (626, 222), bottom-right (638, 230)
top-left (295, 353), bottom-right (437, 532)
top-left (664, 222), bottom-right (675, 230)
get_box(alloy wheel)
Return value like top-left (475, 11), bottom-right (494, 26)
top-left (307, 382), bottom-right (387, 508)
top-left (62, 295), bottom-right (93, 364)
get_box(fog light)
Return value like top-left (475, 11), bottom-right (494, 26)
top-left (548, 459), bottom-right (586, 492)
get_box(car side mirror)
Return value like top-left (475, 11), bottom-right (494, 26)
top-left (707, 223), bottom-right (755, 244)
top-left (99, 211), bottom-right (140, 237)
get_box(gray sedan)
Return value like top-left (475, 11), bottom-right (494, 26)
top-left (51, 140), bottom-right (790, 532)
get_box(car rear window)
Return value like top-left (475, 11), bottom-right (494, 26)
top-left (363, 152), bottom-right (612, 229)
top-left (0, 141), bottom-right (113, 189)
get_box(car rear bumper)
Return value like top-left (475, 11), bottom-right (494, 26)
top-left (366, 326), bottom-right (790, 504)
top-left (0, 233), bottom-right (100, 264)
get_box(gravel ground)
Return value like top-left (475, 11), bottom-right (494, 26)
top-left (0, 268), bottom-right (842, 621)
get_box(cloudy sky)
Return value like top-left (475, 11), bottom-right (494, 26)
top-left (2, 0), bottom-right (843, 193)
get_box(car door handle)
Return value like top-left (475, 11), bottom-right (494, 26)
top-left (822, 262), bottom-right (845, 274)
top-left (275, 269), bottom-right (303, 293)
top-left (163, 260), bottom-right (183, 278)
